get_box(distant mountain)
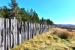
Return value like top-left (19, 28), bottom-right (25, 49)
top-left (55, 24), bottom-right (75, 29)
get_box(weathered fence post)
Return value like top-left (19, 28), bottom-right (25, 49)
top-left (0, 18), bottom-right (4, 50)
top-left (31, 23), bottom-right (33, 39)
top-left (23, 21), bottom-right (25, 41)
top-left (17, 20), bottom-right (20, 45)
top-left (30, 22), bottom-right (32, 39)
top-left (9, 18), bottom-right (11, 48)
top-left (25, 22), bottom-right (27, 40)
top-left (29, 22), bottom-right (30, 39)
top-left (39, 23), bottom-right (41, 34)
top-left (12, 17), bottom-right (17, 48)
top-left (34, 23), bottom-right (36, 36)
top-left (27, 22), bottom-right (29, 40)
top-left (3, 18), bottom-right (7, 50)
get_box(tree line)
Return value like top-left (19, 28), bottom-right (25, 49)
top-left (0, 0), bottom-right (54, 25)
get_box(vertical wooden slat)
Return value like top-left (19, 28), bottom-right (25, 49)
top-left (11, 19), bottom-right (13, 48)
top-left (20, 21), bottom-right (22, 43)
top-left (34, 23), bottom-right (36, 36)
top-left (6, 18), bottom-right (9, 50)
top-left (21, 21), bottom-right (25, 43)
top-left (25, 22), bottom-right (28, 41)
top-left (23, 21), bottom-right (25, 41)
top-left (29, 22), bottom-right (31, 39)
top-left (18, 20), bottom-right (21, 44)
top-left (33, 23), bottom-right (34, 36)
top-left (17, 20), bottom-right (19, 45)
top-left (39, 23), bottom-right (41, 34)
top-left (9, 18), bottom-right (11, 48)
top-left (31, 23), bottom-right (34, 38)
top-left (30, 23), bottom-right (32, 39)
top-left (4, 18), bottom-right (7, 50)
top-left (0, 18), bottom-right (4, 50)
top-left (27, 22), bottom-right (29, 40)
top-left (12, 17), bottom-right (17, 48)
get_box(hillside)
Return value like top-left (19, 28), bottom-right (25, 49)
top-left (11, 28), bottom-right (75, 50)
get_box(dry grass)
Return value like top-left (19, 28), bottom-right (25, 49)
top-left (11, 28), bottom-right (75, 50)
top-left (52, 28), bottom-right (75, 39)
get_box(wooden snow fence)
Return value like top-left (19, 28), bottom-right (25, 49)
top-left (0, 17), bottom-right (49, 50)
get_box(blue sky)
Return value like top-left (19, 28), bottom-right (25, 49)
top-left (0, 0), bottom-right (75, 24)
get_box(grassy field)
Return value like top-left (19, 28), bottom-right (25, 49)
top-left (11, 28), bottom-right (75, 50)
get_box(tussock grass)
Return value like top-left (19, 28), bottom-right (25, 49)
top-left (11, 28), bottom-right (75, 50)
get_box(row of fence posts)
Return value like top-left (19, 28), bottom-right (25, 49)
top-left (0, 17), bottom-right (49, 50)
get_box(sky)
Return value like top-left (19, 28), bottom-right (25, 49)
top-left (0, 0), bottom-right (75, 24)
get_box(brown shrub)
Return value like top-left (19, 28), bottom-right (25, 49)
top-left (52, 28), bottom-right (70, 39)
